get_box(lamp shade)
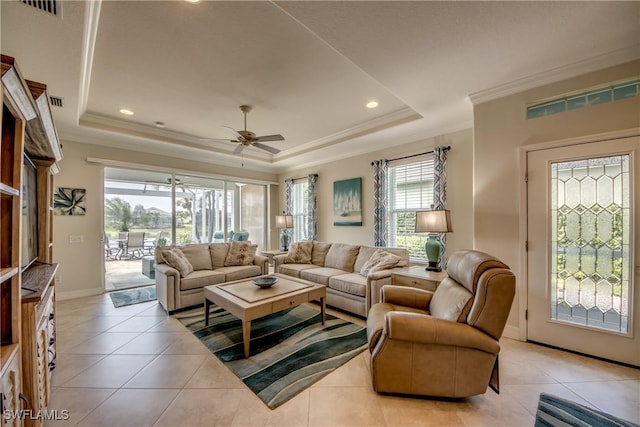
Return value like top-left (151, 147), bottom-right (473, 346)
top-left (275, 215), bottom-right (294, 229)
top-left (415, 210), bottom-right (452, 233)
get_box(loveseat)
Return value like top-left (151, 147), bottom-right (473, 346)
top-left (154, 242), bottom-right (268, 313)
top-left (274, 241), bottom-right (409, 317)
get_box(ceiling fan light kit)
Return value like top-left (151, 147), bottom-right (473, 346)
top-left (212, 105), bottom-right (284, 155)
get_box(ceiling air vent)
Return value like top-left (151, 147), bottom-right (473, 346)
top-left (49, 96), bottom-right (63, 108)
top-left (20, 0), bottom-right (59, 17)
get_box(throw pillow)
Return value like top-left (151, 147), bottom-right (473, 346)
top-left (224, 241), bottom-right (258, 266)
top-left (162, 248), bottom-right (194, 278)
top-left (284, 241), bottom-right (313, 264)
top-left (360, 249), bottom-right (402, 276)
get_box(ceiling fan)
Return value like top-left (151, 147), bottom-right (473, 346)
top-left (202, 105), bottom-right (284, 155)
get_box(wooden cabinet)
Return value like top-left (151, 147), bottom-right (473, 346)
top-left (1, 55), bottom-right (61, 427)
top-left (391, 266), bottom-right (448, 292)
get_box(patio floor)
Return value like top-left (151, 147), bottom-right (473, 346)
top-left (105, 258), bottom-right (154, 292)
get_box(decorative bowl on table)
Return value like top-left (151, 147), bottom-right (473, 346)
top-left (252, 276), bottom-right (278, 288)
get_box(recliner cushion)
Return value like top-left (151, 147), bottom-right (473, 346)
top-left (429, 279), bottom-right (473, 322)
top-left (329, 273), bottom-right (367, 297)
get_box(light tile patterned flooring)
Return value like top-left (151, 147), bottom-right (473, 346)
top-left (47, 294), bottom-right (640, 426)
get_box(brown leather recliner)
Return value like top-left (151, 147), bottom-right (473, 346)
top-left (366, 250), bottom-right (515, 398)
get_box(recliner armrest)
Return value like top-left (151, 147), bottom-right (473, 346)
top-left (384, 311), bottom-right (499, 354)
top-left (381, 285), bottom-right (433, 310)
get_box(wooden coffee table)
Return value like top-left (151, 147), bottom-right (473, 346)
top-left (203, 274), bottom-right (326, 358)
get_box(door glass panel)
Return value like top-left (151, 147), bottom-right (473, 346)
top-left (551, 155), bottom-right (630, 333)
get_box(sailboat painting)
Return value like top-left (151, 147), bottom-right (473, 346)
top-left (333, 178), bottom-right (362, 226)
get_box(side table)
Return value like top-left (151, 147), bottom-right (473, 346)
top-left (260, 249), bottom-right (288, 266)
top-left (391, 266), bottom-right (448, 292)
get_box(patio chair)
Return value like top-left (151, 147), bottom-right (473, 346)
top-left (104, 232), bottom-right (120, 260)
top-left (119, 231), bottom-right (146, 259)
top-left (144, 231), bottom-right (163, 255)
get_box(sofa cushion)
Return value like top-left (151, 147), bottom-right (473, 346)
top-left (224, 242), bottom-right (257, 266)
top-left (429, 279), bottom-right (473, 322)
top-left (360, 249), bottom-right (403, 276)
top-left (216, 265), bottom-right (262, 281)
top-left (181, 244), bottom-right (213, 271)
top-left (278, 263), bottom-right (317, 278)
top-left (329, 273), bottom-right (367, 297)
top-left (301, 267), bottom-right (348, 285)
top-left (180, 270), bottom-right (226, 291)
top-left (353, 246), bottom-right (378, 273)
top-left (324, 243), bottom-right (360, 272)
top-left (284, 241), bottom-right (313, 264)
top-left (209, 243), bottom-right (230, 268)
top-left (311, 241), bottom-right (332, 267)
top-left (161, 248), bottom-right (194, 278)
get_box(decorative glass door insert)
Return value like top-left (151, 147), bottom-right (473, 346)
top-left (550, 155), bottom-right (630, 333)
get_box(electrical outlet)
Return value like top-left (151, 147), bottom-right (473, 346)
top-left (55, 275), bottom-right (62, 284)
top-left (69, 235), bottom-right (83, 244)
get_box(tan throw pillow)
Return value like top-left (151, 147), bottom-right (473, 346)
top-left (284, 241), bottom-right (313, 264)
top-left (224, 241), bottom-right (258, 266)
top-left (161, 248), bottom-right (194, 278)
top-left (360, 249), bottom-right (402, 276)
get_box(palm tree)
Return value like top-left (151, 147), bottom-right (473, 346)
top-left (105, 197), bottom-right (133, 232)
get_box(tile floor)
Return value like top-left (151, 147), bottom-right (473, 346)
top-left (46, 293), bottom-right (640, 426)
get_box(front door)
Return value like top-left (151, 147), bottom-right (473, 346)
top-left (527, 136), bottom-right (640, 366)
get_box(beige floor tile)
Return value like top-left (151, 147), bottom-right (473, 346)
top-left (60, 354), bottom-right (158, 388)
top-left (161, 332), bottom-right (212, 355)
top-left (106, 315), bottom-right (165, 332)
top-left (502, 383), bottom-right (594, 416)
top-left (500, 359), bottom-right (559, 385)
top-left (66, 332), bottom-right (140, 354)
top-left (50, 354), bottom-right (106, 387)
top-left (184, 355), bottom-right (246, 389)
top-left (147, 317), bottom-right (190, 332)
top-left (137, 303), bottom-right (170, 317)
top-left (112, 331), bottom-right (187, 354)
top-left (124, 354), bottom-right (208, 388)
top-left (153, 389), bottom-right (245, 427)
top-left (564, 380), bottom-right (640, 423)
top-left (63, 316), bottom-right (133, 333)
top-left (55, 331), bottom-right (100, 354)
top-left (105, 300), bottom-right (159, 316)
top-left (44, 387), bottom-right (116, 427)
top-left (312, 349), bottom-right (370, 388)
top-left (455, 390), bottom-right (535, 426)
top-left (378, 394), bottom-right (466, 426)
top-left (230, 388), bottom-right (310, 427)
top-left (76, 389), bottom-right (179, 427)
top-left (308, 387), bottom-right (386, 427)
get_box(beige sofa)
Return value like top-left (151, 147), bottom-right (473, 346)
top-left (274, 242), bottom-right (409, 317)
top-left (154, 242), bottom-right (268, 313)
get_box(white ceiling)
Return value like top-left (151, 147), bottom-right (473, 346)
top-left (2, 1), bottom-right (639, 173)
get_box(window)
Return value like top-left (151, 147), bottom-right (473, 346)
top-left (388, 156), bottom-right (434, 261)
top-left (291, 180), bottom-right (308, 242)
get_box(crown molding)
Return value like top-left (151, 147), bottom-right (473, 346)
top-left (469, 45), bottom-right (640, 105)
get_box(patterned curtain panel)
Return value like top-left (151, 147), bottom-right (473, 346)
top-left (284, 178), bottom-right (293, 215)
top-left (433, 146), bottom-right (449, 267)
top-left (372, 159), bottom-right (389, 247)
top-left (307, 174), bottom-right (318, 241)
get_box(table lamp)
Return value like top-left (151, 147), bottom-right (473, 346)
top-left (275, 214), bottom-right (294, 251)
top-left (415, 210), bottom-right (452, 271)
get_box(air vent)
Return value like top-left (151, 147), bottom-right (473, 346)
top-left (49, 96), bottom-right (63, 108)
top-left (20, 0), bottom-right (59, 16)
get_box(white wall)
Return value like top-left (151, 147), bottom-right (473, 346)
top-left (473, 60), bottom-right (640, 335)
top-left (277, 128), bottom-right (475, 255)
top-left (53, 141), bottom-right (278, 299)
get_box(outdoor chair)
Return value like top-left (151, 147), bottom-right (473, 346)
top-left (119, 231), bottom-right (146, 259)
top-left (103, 232), bottom-right (120, 260)
top-left (144, 231), bottom-right (163, 255)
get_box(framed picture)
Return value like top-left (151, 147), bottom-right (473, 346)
top-left (333, 177), bottom-right (362, 226)
top-left (54, 187), bottom-right (87, 215)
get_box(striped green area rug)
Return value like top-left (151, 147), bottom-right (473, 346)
top-left (176, 304), bottom-right (368, 409)
top-left (109, 285), bottom-right (156, 308)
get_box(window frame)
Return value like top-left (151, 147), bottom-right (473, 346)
top-left (290, 179), bottom-right (308, 243)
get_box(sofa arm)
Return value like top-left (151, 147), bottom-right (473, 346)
top-left (384, 311), bottom-right (499, 354)
top-left (273, 254), bottom-right (288, 272)
top-left (381, 285), bottom-right (433, 310)
top-left (253, 255), bottom-right (269, 275)
top-left (154, 263), bottom-right (180, 313)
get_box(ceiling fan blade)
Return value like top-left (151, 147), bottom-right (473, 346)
top-left (255, 134), bottom-right (284, 142)
top-left (198, 137), bottom-right (231, 143)
top-left (252, 142), bottom-right (281, 154)
top-left (221, 126), bottom-right (244, 140)
top-left (233, 144), bottom-right (245, 155)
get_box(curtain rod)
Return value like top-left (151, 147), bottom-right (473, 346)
top-left (371, 145), bottom-right (451, 166)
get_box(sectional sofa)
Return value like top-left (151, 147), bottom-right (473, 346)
top-left (154, 242), bottom-right (268, 313)
top-left (274, 241), bottom-right (409, 317)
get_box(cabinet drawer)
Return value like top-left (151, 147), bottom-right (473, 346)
top-left (272, 293), bottom-right (308, 311)
top-left (392, 274), bottom-right (437, 292)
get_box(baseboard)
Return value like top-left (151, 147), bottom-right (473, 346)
top-left (501, 325), bottom-right (520, 340)
top-left (56, 287), bottom-right (103, 301)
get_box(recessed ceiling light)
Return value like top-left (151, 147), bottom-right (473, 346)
top-left (119, 108), bottom-right (135, 116)
top-left (184, 0), bottom-right (200, 3)
top-left (154, 121), bottom-right (165, 128)
top-left (366, 101), bottom-right (379, 109)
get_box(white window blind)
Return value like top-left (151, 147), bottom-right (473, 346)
top-left (291, 179), bottom-right (308, 242)
top-left (388, 155), bottom-right (435, 261)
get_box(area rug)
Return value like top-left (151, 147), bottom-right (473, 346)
top-left (176, 304), bottom-right (368, 409)
top-left (535, 393), bottom-right (639, 427)
top-left (109, 285), bottom-right (157, 308)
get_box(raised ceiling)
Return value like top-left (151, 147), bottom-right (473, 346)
top-left (2, 1), bottom-right (639, 173)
